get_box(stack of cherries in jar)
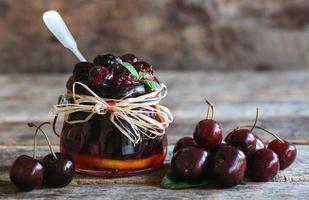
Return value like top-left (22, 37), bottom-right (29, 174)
top-left (171, 101), bottom-right (297, 188)
top-left (66, 53), bottom-right (158, 91)
top-left (9, 123), bottom-right (75, 191)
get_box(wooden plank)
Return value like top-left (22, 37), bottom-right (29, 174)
top-left (0, 71), bottom-right (308, 145)
top-left (1, 182), bottom-right (309, 199)
top-left (0, 116), bottom-right (308, 146)
top-left (0, 145), bottom-right (308, 184)
top-left (1, 70), bottom-right (309, 123)
top-left (1, 71), bottom-right (308, 198)
top-left (0, 182), bottom-right (309, 200)
top-left (0, 145), bottom-right (308, 199)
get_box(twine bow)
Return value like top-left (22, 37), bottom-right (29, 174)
top-left (49, 82), bottom-right (173, 144)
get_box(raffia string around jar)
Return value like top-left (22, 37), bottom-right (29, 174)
top-left (49, 82), bottom-right (173, 144)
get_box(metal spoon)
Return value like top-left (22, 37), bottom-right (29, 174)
top-left (43, 10), bottom-right (86, 62)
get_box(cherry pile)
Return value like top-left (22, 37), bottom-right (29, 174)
top-left (9, 123), bottom-right (74, 191)
top-left (171, 103), bottom-right (297, 188)
top-left (66, 53), bottom-right (157, 90)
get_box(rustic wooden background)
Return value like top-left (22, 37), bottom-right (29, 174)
top-left (0, 71), bottom-right (309, 199)
top-left (1, 0), bottom-right (309, 199)
top-left (1, 0), bottom-right (309, 72)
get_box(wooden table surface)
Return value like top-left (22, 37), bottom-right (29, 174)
top-left (1, 70), bottom-right (309, 199)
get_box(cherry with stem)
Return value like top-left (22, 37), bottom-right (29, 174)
top-left (9, 122), bottom-right (52, 191)
top-left (225, 107), bottom-right (265, 156)
top-left (243, 125), bottom-right (284, 143)
top-left (28, 122), bottom-right (75, 188)
top-left (242, 125), bottom-right (297, 170)
top-left (193, 100), bottom-right (222, 150)
top-left (31, 123), bottom-right (75, 188)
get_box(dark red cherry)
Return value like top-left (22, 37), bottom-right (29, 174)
top-left (109, 63), bottom-right (124, 75)
top-left (255, 134), bottom-right (265, 151)
top-left (173, 137), bottom-right (197, 155)
top-left (133, 61), bottom-right (153, 74)
top-left (213, 146), bottom-right (247, 187)
top-left (72, 62), bottom-right (94, 86)
top-left (121, 53), bottom-right (138, 63)
top-left (73, 62), bottom-right (94, 74)
top-left (42, 152), bottom-right (75, 188)
top-left (113, 72), bottom-right (139, 87)
top-left (193, 119), bottom-right (223, 151)
top-left (225, 129), bottom-right (265, 156)
top-left (171, 147), bottom-right (210, 182)
top-left (268, 139), bottom-right (297, 170)
top-left (248, 148), bottom-right (280, 182)
top-left (93, 54), bottom-right (112, 66)
top-left (93, 54), bottom-right (121, 66)
top-left (9, 155), bottom-right (44, 191)
top-left (89, 66), bottom-right (112, 86)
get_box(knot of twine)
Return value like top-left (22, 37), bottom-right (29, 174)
top-left (49, 82), bottom-right (173, 144)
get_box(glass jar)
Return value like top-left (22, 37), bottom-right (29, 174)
top-left (59, 84), bottom-right (168, 177)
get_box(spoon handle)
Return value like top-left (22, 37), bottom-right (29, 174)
top-left (43, 10), bottom-right (86, 62)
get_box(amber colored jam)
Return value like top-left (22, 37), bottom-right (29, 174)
top-left (60, 84), bottom-right (168, 177)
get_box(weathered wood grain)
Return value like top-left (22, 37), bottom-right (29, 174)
top-left (0, 71), bottom-right (308, 146)
top-left (0, 71), bottom-right (308, 198)
top-left (1, 70), bottom-right (309, 123)
top-left (1, 117), bottom-right (308, 147)
top-left (1, 182), bottom-right (309, 200)
top-left (0, 145), bottom-right (308, 199)
top-left (0, 145), bottom-right (308, 184)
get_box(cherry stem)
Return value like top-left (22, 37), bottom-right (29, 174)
top-left (30, 123), bottom-right (38, 159)
top-left (251, 107), bottom-right (259, 132)
top-left (52, 115), bottom-right (60, 137)
top-left (242, 125), bottom-right (285, 143)
top-left (205, 100), bottom-right (214, 120)
top-left (29, 122), bottom-right (57, 159)
top-left (206, 104), bottom-right (211, 119)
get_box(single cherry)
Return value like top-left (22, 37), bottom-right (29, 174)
top-left (213, 145), bottom-right (247, 187)
top-left (121, 53), bottom-right (138, 63)
top-left (173, 137), bottom-right (197, 155)
top-left (268, 139), bottom-right (297, 170)
top-left (42, 152), bottom-right (75, 188)
top-left (225, 108), bottom-right (265, 156)
top-left (113, 72), bottom-right (139, 87)
top-left (73, 62), bottom-right (94, 74)
top-left (133, 61), bottom-right (153, 74)
top-left (171, 147), bottom-right (210, 182)
top-left (10, 155), bottom-right (44, 191)
top-left (251, 126), bottom-right (297, 170)
top-left (109, 63), bottom-right (124, 75)
top-left (225, 129), bottom-right (264, 156)
top-left (193, 101), bottom-right (223, 151)
top-left (72, 62), bottom-right (94, 86)
top-left (248, 148), bottom-right (280, 182)
top-left (89, 66), bottom-right (112, 86)
top-left (93, 54), bottom-right (121, 66)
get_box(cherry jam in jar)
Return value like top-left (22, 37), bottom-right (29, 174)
top-left (59, 84), bottom-right (168, 177)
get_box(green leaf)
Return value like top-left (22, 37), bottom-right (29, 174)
top-left (141, 80), bottom-right (161, 91)
top-left (120, 62), bottom-right (139, 78)
top-left (160, 173), bottom-right (211, 189)
top-left (138, 71), bottom-right (145, 80)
